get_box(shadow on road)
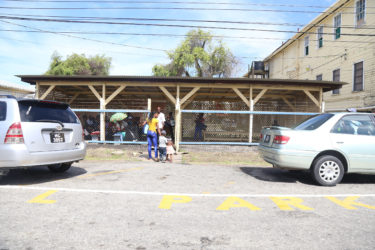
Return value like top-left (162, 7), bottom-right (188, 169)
top-left (0, 165), bottom-right (87, 185)
top-left (240, 167), bottom-right (375, 186)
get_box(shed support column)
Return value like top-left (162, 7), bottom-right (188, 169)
top-left (175, 85), bottom-right (181, 152)
top-left (35, 82), bottom-right (40, 99)
top-left (249, 86), bottom-right (253, 143)
top-left (100, 84), bottom-right (106, 142)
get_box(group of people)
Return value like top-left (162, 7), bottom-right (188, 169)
top-left (143, 106), bottom-right (176, 163)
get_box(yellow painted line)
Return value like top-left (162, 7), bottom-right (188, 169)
top-left (78, 167), bottom-right (143, 179)
top-left (28, 190), bottom-right (58, 204)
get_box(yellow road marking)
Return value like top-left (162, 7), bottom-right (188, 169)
top-left (270, 196), bottom-right (314, 211)
top-left (325, 196), bottom-right (375, 210)
top-left (216, 197), bottom-right (261, 211)
top-left (158, 195), bottom-right (192, 209)
top-left (28, 190), bottom-right (58, 204)
top-left (78, 167), bottom-right (143, 178)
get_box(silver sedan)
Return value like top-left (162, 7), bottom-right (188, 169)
top-left (258, 113), bottom-right (375, 186)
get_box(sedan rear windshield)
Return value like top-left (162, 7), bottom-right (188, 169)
top-left (18, 100), bottom-right (79, 124)
top-left (293, 114), bottom-right (334, 131)
top-left (0, 102), bottom-right (6, 121)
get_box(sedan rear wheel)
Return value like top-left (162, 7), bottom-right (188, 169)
top-left (311, 155), bottom-right (344, 186)
top-left (48, 163), bottom-right (72, 173)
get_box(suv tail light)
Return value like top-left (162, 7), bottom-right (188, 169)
top-left (273, 135), bottom-right (290, 144)
top-left (4, 122), bottom-right (24, 144)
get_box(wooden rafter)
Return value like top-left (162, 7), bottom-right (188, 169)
top-left (88, 85), bottom-right (102, 101)
top-left (282, 97), bottom-right (296, 111)
top-left (232, 88), bottom-right (250, 107)
top-left (68, 93), bottom-right (80, 105)
top-left (180, 87), bottom-right (200, 105)
top-left (159, 86), bottom-right (176, 104)
top-left (40, 85), bottom-right (55, 100)
top-left (105, 85), bottom-right (126, 105)
top-left (303, 90), bottom-right (320, 107)
top-left (253, 89), bottom-right (268, 104)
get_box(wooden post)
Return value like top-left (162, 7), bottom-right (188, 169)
top-left (35, 82), bottom-right (39, 99)
top-left (249, 86), bottom-right (254, 143)
top-left (100, 84), bottom-right (106, 142)
top-left (147, 98), bottom-right (152, 112)
top-left (175, 85), bottom-right (181, 152)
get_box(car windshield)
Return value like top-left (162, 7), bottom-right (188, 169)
top-left (0, 101), bottom-right (6, 121)
top-left (293, 113), bottom-right (334, 130)
top-left (18, 100), bottom-right (79, 124)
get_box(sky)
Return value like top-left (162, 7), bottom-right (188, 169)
top-left (0, 0), bottom-right (337, 86)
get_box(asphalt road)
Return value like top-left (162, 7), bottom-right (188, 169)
top-left (1, 160), bottom-right (375, 250)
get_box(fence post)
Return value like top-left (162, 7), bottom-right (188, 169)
top-left (175, 85), bottom-right (181, 152)
top-left (249, 86), bottom-right (253, 143)
top-left (100, 84), bottom-right (106, 142)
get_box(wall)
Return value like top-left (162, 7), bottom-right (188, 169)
top-left (265, 0), bottom-right (375, 111)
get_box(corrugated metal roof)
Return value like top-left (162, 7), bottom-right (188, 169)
top-left (0, 80), bottom-right (35, 93)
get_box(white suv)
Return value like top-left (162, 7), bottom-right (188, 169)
top-left (0, 95), bottom-right (86, 176)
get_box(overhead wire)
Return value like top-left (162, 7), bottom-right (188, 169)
top-left (1, 15), bottom-right (375, 37)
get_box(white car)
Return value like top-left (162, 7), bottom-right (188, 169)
top-left (258, 113), bottom-right (375, 186)
top-left (0, 95), bottom-right (86, 176)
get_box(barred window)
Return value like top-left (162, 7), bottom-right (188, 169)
top-left (304, 36), bottom-right (309, 56)
top-left (356, 0), bottom-right (366, 26)
top-left (332, 69), bottom-right (340, 94)
top-left (353, 62), bottom-right (364, 92)
top-left (316, 74), bottom-right (322, 81)
top-left (334, 14), bottom-right (341, 40)
top-left (317, 26), bottom-right (323, 48)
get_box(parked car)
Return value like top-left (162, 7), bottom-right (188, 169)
top-left (258, 113), bottom-right (375, 186)
top-left (0, 95), bottom-right (86, 176)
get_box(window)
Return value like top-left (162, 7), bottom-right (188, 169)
top-left (317, 26), bottom-right (323, 48)
top-left (356, 0), bottom-right (366, 26)
top-left (332, 69), bottom-right (340, 94)
top-left (331, 115), bottom-right (375, 136)
top-left (0, 102), bottom-right (6, 121)
top-left (316, 74), bottom-right (322, 81)
top-left (18, 100), bottom-right (79, 124)
top-left (353, 61), bottom-right (364, 91)
top-left (294, 114), bottom-right (334, 131)
top-left (334, 14), bottom-right (341, 40)
top-left (304, 36), bottom-right (309, 56)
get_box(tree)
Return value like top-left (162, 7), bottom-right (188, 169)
top-left (152, 29), bottom-right (237, 77)
top-left (45, 52), bottom-right (111, 76)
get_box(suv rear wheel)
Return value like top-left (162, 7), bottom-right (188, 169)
top-left (311, 155), bottom-right (344, 186)
top-left (48, 162), bottom-right (72, 173)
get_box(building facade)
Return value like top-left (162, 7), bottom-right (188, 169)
top-left (263, 0), bottom-right (375, 111)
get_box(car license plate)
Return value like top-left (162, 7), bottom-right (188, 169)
top-left (50, 133), bottom-right (65, 143)
top-left (264, 134), bottom-right (270, 143)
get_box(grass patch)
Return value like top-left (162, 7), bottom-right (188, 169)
top-left (85, 148), bottom-right (141, 161)
top-left (182, 151), bottom-right (270, 167)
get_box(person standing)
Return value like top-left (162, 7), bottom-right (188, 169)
top-left (194, 113), bottom-right (206, 141)
top-left (165, 112), bottom-right (175, 142)
top-left (143, 112), bottom-right (160, 160)
top-left (157, 106), bottom-right (166, 132)
top-left (159, 130), bottom-right (168, 163)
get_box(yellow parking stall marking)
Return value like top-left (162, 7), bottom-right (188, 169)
top-left (216, 197), bottom-right (261, 211)
top-left (158, 195), bottom-right (192, 209)
top-left (325, 196), bottom-right (375, 210)
top-left (28, 190), bottom-right (58, 204)
top-left (78, 167), bottom-right (143, 178)
top-left (270, 197), bottom-right (314, 211)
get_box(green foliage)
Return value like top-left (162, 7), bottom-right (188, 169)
top-left (46, 52), bottom-right (111, 76)
top-left (153, 29), bottom-right (237, 77)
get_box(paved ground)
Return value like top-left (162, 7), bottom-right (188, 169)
top-left (0, 160), bottom-right (375, 250)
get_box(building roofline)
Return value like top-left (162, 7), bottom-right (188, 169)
top-left (17, 75), bottom-right (345, 92)
top-left (0, 80), bottom-right (35, 93)
top-left (263, 0), bottom-right (351, 62)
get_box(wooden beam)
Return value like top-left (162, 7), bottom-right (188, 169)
top-left (180, 87), bottom-right (200, 105)
top-left (232, 88), bottom-right (250, 107)
top-left (40, 85), bottom-right (55, 100)
top-left (253, 89), bottom-right (268, 104)
top-left (105, 85), bottom-right (126, 105)
top-left (88, 85), bottom-right (102, 101)
top-left (303, 90), bottom-right (320, 107)
top-left (282, 97), bottom-right (296, 111)
top-left (181, 93), bottom-right (198, 109)
top-left (68, 93), bottom-right (80, 105)
top-left (159, 86), bottom-right (176, 104)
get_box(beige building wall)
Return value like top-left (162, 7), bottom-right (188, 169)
top-left (265, 0), bottom-right (375, 111)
